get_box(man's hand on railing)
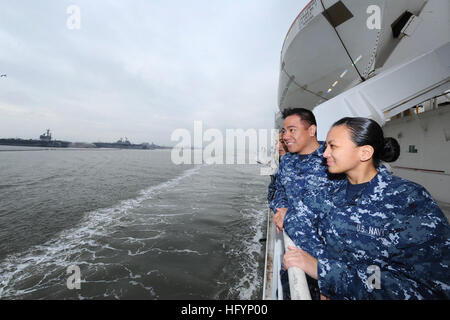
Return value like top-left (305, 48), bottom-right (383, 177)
top-left (283, 245), bottom-right (318, 280)
top-left (274, 207), bottom-right (288, 234)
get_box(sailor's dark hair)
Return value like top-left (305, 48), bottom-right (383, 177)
top-left (332, 117), bottom-right (400, 167)
top-left (281, 108), bottom-right (317, 127)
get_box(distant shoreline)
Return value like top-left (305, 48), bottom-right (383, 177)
top-left (0, 147), bottom-right (170, 152)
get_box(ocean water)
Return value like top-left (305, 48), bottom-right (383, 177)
top-left (0, 146), bottom-right (269, 299)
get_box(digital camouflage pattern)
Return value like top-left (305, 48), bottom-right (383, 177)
top-left (269, 141), bottom-right (334, 256)
top-left (267, 174), bottom-right (277, 203)
top-left (314, 167), bottom-right (450, 299)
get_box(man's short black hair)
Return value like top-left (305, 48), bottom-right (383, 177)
top-left (281, 108), bottom-right (317, 127)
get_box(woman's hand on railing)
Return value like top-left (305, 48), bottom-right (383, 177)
top-left (283, 245), bottom-right (318, 280)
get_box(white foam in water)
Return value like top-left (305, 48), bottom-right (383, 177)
top-left (0, 164), bottom-right (268, 300)
top-left (0, 166), bottom-right (202, 299)
top-left (150, 248), bottom-right (208, 256)
top-left (226, 193), bottom-right (267, 300)
top-left (238, 210), bottom-right (266, 300)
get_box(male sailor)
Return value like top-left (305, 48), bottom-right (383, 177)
top-left (270, 107), bottom-right (338, 299)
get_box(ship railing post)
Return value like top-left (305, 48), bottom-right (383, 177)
top-left (282, 231), bottom-right (312, 300)
top-left (263, 209), bottom-right (311, 300)
top-left (263, 209), bottom-right (283, 299)
top-left (274, 226), bottom-right (284, 300)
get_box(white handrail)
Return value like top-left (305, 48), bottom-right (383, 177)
top-left (262, 209), bottom-right (311, 300)
top-left (283, 231), bottom-right (312, 300)
top-left (263, 209), bottom-right (285, 300)
top-left (262, 209), bottom-right (276, 300)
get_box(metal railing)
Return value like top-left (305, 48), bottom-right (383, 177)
top-left (263, 209), bottom-right (311, 300)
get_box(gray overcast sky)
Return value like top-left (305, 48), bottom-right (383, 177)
top-left (0, 0), bottom-right (308, 145)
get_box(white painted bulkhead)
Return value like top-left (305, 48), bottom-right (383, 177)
top-left (383, 104), bottom-right (450, 204)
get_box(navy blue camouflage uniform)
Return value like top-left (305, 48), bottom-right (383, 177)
top-left (314, 167), bottom-right (450, 299)
top-left (269, 142), bottom-right (336, 299)
top-left (267, 174), bottom-right (277, 203)
top-left (270, 141), bottom-right (332, 256)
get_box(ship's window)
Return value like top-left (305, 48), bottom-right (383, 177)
top-left (417, 105), bottom-right (425, 114)
top-left (402, 110), bottom-right (412, 117)
top-left (391, 11), bottom-right (413, 38)
top-left (340, 69), bottom-right (348, 78)
top-left (408, 145), bottom-right (418, 153)
top-left (322, 1), bottom-right (354, 28)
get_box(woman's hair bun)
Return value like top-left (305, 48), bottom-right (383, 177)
top-left (381, 137), bottom-right (400, 163)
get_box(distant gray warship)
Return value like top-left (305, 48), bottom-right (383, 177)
top-left (0, 129), bottom-right (71, 148)
top-left (93, 137), bottom-right (167, 150)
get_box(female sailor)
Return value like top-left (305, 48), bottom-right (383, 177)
top-left (284, 117), bottom-right (450, 299)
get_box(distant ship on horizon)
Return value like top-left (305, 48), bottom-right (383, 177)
top-left (0, 130), bottom-right (170, 150)
top-left (0, 129), bottom-right (71, 148)
top-left (93, 137), bottom-right (169, 150)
